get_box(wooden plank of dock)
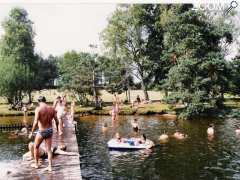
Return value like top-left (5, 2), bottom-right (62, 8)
top-left (6, 119), bottom-right (82, 180)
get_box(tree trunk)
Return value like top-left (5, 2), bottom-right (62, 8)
top-left (128, 88), bottom-right (131, 102)
top-left (221, 92), bottom-right (224, 100)
top-left (141, 80), bottom-right (149, 101)
top-left (7, 97), bottom-right (13, 104)
top-left (92, 69), bottom-right (98, 107)
top-left (125, 90), bottom-right (128, 102)
top-left (28, 91), bottom-right (32, 104)
top-left (164, 90), bottom-right (168, 97)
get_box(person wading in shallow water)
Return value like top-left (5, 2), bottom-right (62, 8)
top-left (29, 96), bottom-right (59, 172)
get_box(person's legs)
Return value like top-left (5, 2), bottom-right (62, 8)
top-left (33, 134), bottom-right (43, 168)
top-left (28, 142), bottom-right (34, 159)
top-left (112, 113), bottom-right (116, 121)
top-left (58, 117), bottom-right (63, 136)
top-left (45, 137), bottom-right (53, 171)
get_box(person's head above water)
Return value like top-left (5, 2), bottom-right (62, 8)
top-left (208, 124), bottom-right (214, 128)
top-left (38, 96), bottom-right (46, 103)
top-left (103, 122), bottom-right (108, 127)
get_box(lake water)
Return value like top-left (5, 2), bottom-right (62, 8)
top-left (0, 116), bottom-right (31, 176)
top-left (1, 115), bottom-right (240, 179)
top-left (76, 115), bottom-right (240, 180)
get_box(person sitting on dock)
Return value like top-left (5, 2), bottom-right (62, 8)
top-left (23, 142), bottom-right (78, 161)
top-left (173, 130), bottom-right (187, 140)
top-left (29, 96), bottom-right (59, 172)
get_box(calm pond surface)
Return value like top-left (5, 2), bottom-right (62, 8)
top-left (1, 115), bottom-right (240, 179)
top-left (0, 116), bottom-right (31, 162)
top-left (76, 115), bottom-right (240, 180)
top-left (0, 116), bottom-right (31, 176)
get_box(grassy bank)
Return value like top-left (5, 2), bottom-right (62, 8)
top-left (0, 104), bottom-right (34, 116)
top-left (75, 102), bottom-right (173, 116)
top-left (0, 102), bottom-right (173, 117)
top-left (1, 95), bottom-right (240, 119)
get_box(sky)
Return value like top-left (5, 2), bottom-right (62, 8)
top-left (0, 3), bottom-right (117, 57)
top-left (0, 2), bottom-right (239, 59)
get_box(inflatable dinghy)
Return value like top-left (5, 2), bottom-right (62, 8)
top-left (107, 139), bottom-right (154, 150)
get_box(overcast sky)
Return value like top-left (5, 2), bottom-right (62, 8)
top-left (0, 3), bottom-right (116, 57)
top-left (0, 2), bottom-right (239, 59)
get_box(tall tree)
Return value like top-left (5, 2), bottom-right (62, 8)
top-left (163, 5), bottom-right (233, 119)
top-left (58, 51), bottom-right (100, 105)
top-left (0, 7), bottom-right (37, 104)
top-left (98, 55), bottom-right (134, 101)
top-left (102, 5), bottom-right (165, 100)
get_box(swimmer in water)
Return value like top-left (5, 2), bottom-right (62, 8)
top-left (207, 124), bottom-right (214, 136)
top-left (102, 122), bottom-right (108, 133)
top-left (173, 130), bottom-right (187, 140)
top-left (131, 118), bottom-right (139, 132)
top-left (159, 132), bottom-right (169, 142)
top-left (236, 128), bottom-right (240, 135)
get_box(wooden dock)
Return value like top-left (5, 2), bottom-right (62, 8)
top-left (5, 119), bottom-right (82, 180)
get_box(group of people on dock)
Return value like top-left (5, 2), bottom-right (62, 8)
top-left (24, 95), bottom-right (76, 172)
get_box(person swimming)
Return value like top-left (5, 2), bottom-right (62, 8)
top-left (236, 128), bottom-right (240, 134)
top-left (159, 133), bottom-right (169, 141)
top-left (102, 122), bottom-right (108, 132)
top-left (207, 124), bottom-right (214, 136)
top-left (132, 118), bottom-right (139, 132)
top-left (173, 130), bottom-right (187, 140)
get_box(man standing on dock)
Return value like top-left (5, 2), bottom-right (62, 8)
top-left (29, 96), bottom-right (59, 171)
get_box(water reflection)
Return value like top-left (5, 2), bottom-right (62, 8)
top-left (76, 115), bottom-right (240, 180)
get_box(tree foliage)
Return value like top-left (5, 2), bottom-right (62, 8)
top-left (0, 8), bottom-right (59, 104)
top-left (162, 5), bottom-right (233, 119)
top-left (102, 5), bottom-right (165, 100)
top-left (58, 51), bottom-right (98, 104)
top-left (0, 7), bottom-right (37, 104)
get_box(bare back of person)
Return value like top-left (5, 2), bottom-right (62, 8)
top-left (37, 104), bottom-right (55, 131)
